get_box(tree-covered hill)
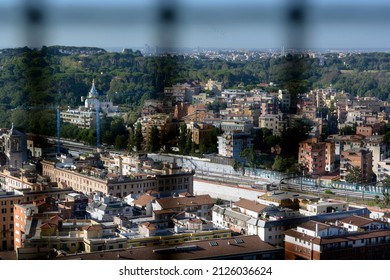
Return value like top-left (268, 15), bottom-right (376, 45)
top-left (1, 46), bottom-right (390, 135)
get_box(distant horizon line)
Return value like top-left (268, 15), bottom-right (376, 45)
top-left (2, 45), bottom-right (390, 53)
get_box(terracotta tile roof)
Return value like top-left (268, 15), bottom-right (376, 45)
top-left (178, 192), bottom-right (192, 197)
top-left (132, 194), bottom-right (156, 207)
top-left (40, 223), bottom-right (55, 229)
top-left (153, 209), bottom-right (175, 215)
top-left (188, 218), bottom-right (203, 224)
top-left (145, 190), bottom-right (160, 196)
top-left (82, 225), bottom-right (102, 231)
top-left (284, 229), bottom-right (321, 244)
top-left (49, 215), bottom-right (64, 224)
top-left (156, 195), bottom-right (215, 210)
top-left (140, 222), bottom-right (157, 230)
top-left (233, 198), bottom-right (267, 213)
top-left (298, 220), bottom-right (331, 232)
top-left (340, 215), bottom-right (382, 227)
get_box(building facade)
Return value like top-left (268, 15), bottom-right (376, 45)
top-left (298, 138), bottom-right (326, 176)
top-left (217, 131), bottom-right (253, 163)
top-left (340, 148), bottom-right (373, 183)
top-left (0, 126), bottom-right (27, 169)
top-left (41, 160), bottom-right (194, 198)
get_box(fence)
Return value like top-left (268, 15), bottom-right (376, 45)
top-left (148, 153), bottom-right (386, 196)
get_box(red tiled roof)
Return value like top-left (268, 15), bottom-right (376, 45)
top-left (153, 209), bottom-right (175, 215)
top-left (298, 220), bottom-right (332, 232)
top-left (233, 198), bottom-right (267, 213)
top-left (132, 194), bottom-right (156, 207)
top-left (140, 222), bottom-right (156, 230)
top-left (156, 195), bottom-right (215, 210)
top-left (49, 215), bottom-right (64, 224)
top-left (40, 223), bottom-right (55, 229)
top-left (82, 225), bottom-right (101, 231)
top-left (340, 215), bottom-right (382, 227)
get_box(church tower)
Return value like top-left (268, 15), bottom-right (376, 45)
top-left (88, 79), bottom-right (99, 98)
top-left (84, 79), bottom-right (100, 110)
top-left (0, 125), bottom-right (27, 168)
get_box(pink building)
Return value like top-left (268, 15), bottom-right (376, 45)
top-left (298, 138), bottom-right (326, 176)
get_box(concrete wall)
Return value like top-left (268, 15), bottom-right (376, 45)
top-left (193, 179), bottom-right (265, 202)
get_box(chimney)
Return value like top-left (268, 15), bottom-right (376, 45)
top-left (315, 223), bottom-right (319, 236)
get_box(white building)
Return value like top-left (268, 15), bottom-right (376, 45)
top-left (363, 135), bottom-right (389, 176)
top-left (302, 199), bottom-right (348, 216)
top-left (339, 215), bottom-right (387, 232)
top-left (377, 158), bottom-right (390, 181)
top-left (86, 193), bottom-right (133, 221)
top-left (217, 131), bottom-right (253, 162)
top-left (258, 113), bottom-right (287, 136)
top-left (60, 80), bottom-right (120, 129)
top-left (278, 89), bottom-right (291, 112)
top-left (83, 79), bottom-right (119, 115)
top-left (60, 109), bottom-right (96, 129)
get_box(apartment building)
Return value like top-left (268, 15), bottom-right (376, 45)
top-left (153, 194), bottom-right (216, 221)
top-left (60, 109), bottom-right (96, 129)
top-left (186, 122), bottom-right (214, 145)
top-left (356, 124), bottom-right (384, 137)
top-left (220, 120), bottom-right (253, 133)
top-left (213, 203), bottom-right (368, 248)
top-left (298, 138), bottom-right (326, 176)
top-left (284, 221), bottom-right (390, 260)
top-left (377, 158), bottom-right (390, 181)
top-left (325, 141), bottom-right (336, 172)
top-left (136, 114), bottom-right (179, 149)
top-left (0, 184), bottom-right (72, 252)
top-left (363, 135), bottom-right (389, 176)
top-left (278, 89), bottom-right (291, 113)
top-left (260, 96), bottom-right (279, 116)
top-left (339, 215), bottom-right (387, 232)
top-left (41, 160), bottom-right (194, 198)
top-left (258, 113), bottom-right (287, 136)
top-left (217, 131), bottom-right (253, 162)
top-left (164, 82), bottom-right (201, 103)
top-left (340, 148), bottom-right (373, 183)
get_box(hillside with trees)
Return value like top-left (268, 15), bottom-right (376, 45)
top-left (1, 46), bottom-right (390, 136)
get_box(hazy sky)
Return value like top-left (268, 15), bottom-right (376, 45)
top-left (1, 0), bottom-right (390, 50)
